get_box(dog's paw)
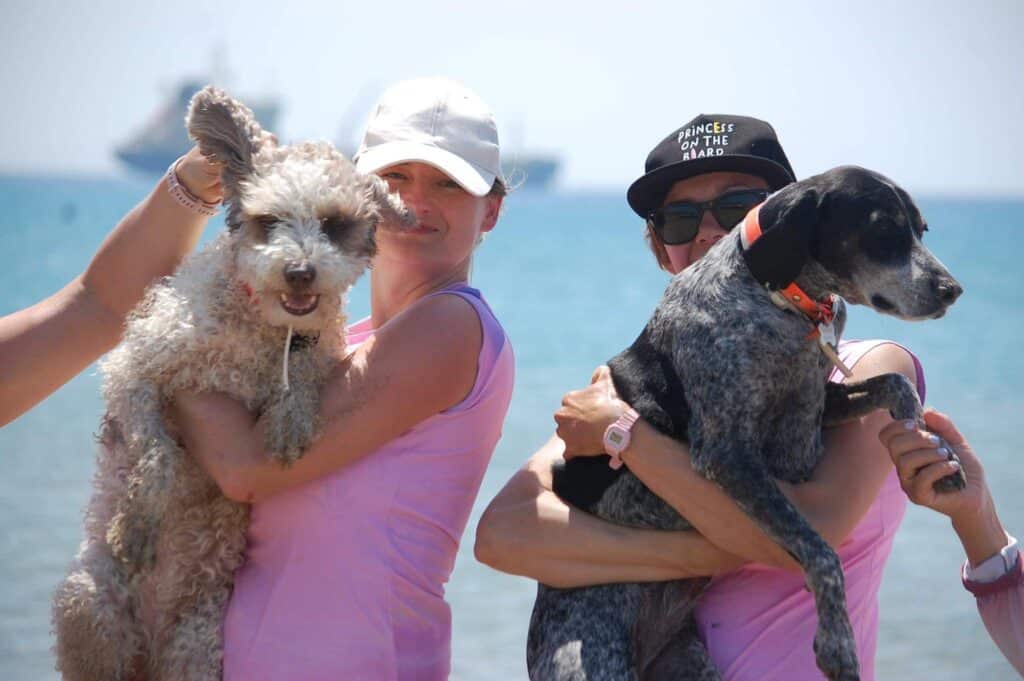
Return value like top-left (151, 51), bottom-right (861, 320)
top-left (261, 427), bottom-right (308, 467)
top-left (932, 446), bottom-right (967, 492)
top-left (272, 443), bottom-right (305, 467)
top-left (813, 621), bottom-right (860, 681)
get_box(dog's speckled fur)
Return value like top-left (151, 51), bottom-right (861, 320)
top-left (528, 167), bottom-right (963, 681)
top-left (52, 86), bottom-right (412, 681)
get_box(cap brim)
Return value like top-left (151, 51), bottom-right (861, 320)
top-left (355, 142), bottom-right (495, 197)
top-left (626, 156), bottom-right (795, 217)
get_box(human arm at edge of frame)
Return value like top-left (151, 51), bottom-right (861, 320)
top-left (0, 146), bottom-right (218, 427)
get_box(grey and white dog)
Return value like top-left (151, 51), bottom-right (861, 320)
top-left (527, 166), bottom-right (963, 681)
top-left (52, 87), bottom-right (412, 681)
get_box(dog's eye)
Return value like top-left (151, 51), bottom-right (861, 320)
top-left (252, 215), bottom-right (278, 232)
top-left (320, 217), bottom-right (353, 238)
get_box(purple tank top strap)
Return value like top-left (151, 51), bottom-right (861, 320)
top-left (832, 339), bottom-right (926, 402)
top-left (420, 283), bottom-right (510, 413)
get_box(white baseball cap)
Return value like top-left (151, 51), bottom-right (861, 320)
top-left (354, 77), bottom-right (502, 197)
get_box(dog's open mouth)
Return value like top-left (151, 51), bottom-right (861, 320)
top-left (279, 293), bottom-right (320, 316)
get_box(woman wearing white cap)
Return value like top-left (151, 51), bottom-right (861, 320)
top-left (80, 77), bottom-right (513, 680)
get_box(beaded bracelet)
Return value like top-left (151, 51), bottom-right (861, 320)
top-left (165, 158), bottom-right (221, 217)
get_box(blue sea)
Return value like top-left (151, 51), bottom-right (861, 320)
top-left (1, 174), bottom-right (1021, 679)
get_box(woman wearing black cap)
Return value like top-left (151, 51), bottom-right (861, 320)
top-left (475, 115), bottom-right (925, 679)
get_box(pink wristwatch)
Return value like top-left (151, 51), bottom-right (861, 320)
top-left (603, 407), bottom-right (640, 469)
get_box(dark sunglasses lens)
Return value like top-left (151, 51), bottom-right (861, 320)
top-left (714, 191), bottom-right (767, 229)
top-left (657, 204), bottom-right (701, 244)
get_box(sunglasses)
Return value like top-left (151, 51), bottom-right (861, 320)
top-left (648, 189), bottom-right (769, 245)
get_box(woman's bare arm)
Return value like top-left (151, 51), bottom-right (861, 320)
top-left (476, 343), bottom-right (917, 583)
top-left (173, 292), bottom-right (486, 503)
top-left (474, 434), bottom-right (746, 587)
top-left (0, 147), bottom-right (221, 427)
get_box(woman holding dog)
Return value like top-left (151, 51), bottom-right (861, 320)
top-left (96, 77), bottom-right (513, 680)
top-left (475, 116), bottom-right (923, 679)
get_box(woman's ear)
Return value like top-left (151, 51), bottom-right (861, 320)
top-left (480, 194), bottom-right (503, 234)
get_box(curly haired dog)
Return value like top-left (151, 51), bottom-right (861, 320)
top-left (527, 166), bottom-right (964, 681)
top-left (52, 86), bottom-right (412, 681)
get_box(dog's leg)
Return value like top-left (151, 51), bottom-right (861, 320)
top-left (634, 580), bottom-right (720, 681)
top-left (107, 438), bottom-right (185, 573)
top-left (260, 355), bottom-right (324, 464)
top-left (694, 438), bottom-right (859, 681)
top-left (53, 538), bottom-right (145, 681)
top-left (106, 382), bottom-right (185, 572)
top-left (822, 373), bottom-right (921, 425)
top-left (528, 583), bottom-right (641, 681)
top-left (150, 493), bottom-right (247, 681)
top-left (823, 374), bottom-right (965, 491)
top-left (152, 587), bottom-right (231, 681)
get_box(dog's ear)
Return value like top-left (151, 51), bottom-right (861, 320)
top-left (742, 185), bottom-right (821, 289)
top-left (363, 175), bottom-right (417, 231)
top-left (185, 86), bottom-right (271, 202)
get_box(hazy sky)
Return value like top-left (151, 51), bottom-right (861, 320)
top-left (3, 0), bottom-right (1022, 195)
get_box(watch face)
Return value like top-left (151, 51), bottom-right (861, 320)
top-left (605, 425), bottom-right (629, 454)
top-left (607, 429), bottom-right (626, 447)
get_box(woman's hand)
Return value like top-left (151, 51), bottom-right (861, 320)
top-left (176, 145), bottom-right (224, 204)
top-left (878, 408), bottom-right (985, 521)
top-left (879, 407), bottom-right (1008, 566)
top-left (554, 365), bottom-right (629, 458)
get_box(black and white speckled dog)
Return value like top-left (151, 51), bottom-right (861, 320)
top-left (527, 166), bottom-right (964, 681)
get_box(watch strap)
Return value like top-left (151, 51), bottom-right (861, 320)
top-left (604, 406), bottom-right (640, 469)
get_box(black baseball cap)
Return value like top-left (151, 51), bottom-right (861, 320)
top-left (626, 114), bottom-right (796, 217)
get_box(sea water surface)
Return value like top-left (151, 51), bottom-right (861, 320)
top-left (0, 174), bottom-right (1020, 679)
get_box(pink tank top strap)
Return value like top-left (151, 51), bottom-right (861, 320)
top-left (418, 282), bottom-right (510, 413)
top-left (832, 339), bottom-right (926, 401)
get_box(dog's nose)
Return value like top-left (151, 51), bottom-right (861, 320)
top-left (935, 278), bottom-right (963, 305)
top-left (284, 262), bottom-right (317, 288)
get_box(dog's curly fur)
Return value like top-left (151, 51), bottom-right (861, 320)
top-left (52, 86), bottom-right (412, 681)
top-left (527, 167), bottom-right (964, 681)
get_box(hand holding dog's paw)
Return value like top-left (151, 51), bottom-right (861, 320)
top-left (879, 409), bottom-right (980, 515)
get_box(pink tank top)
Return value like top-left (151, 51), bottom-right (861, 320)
top-left (694, 339), bottom-right (923, 681)
top-left (222, 284), bottom-right (514, 681)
